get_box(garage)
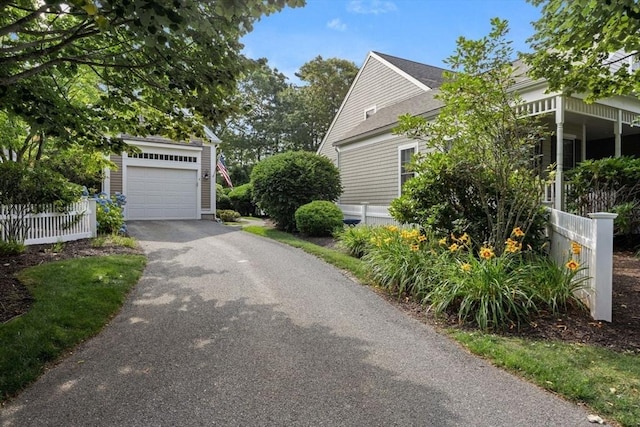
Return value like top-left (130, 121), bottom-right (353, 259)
top-left (126, 167), bottom-right (198, 220)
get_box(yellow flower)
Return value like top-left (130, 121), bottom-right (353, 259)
top-left (384, 237), bottom-right (392, 244)
top-left (439, 237), bottom-right (447, 246)
top-left (512, 227), bottom-right (525, 238)
top-left (410, 244), bottom-right (420, 251)
top-left (566, 259), bottom-right (580, 271)
top-left (418, 235), bottom-right (427, 242)
top-left (386, 225), bottom-right (398, 232)
top-left (449, 243), bottom-right (460, 252)
top-left (479, 246), bottom-right (495, 260)
top-left (571, 241), bottom-right (582, 255)
top-left (461, 263), bottom-right (471, 272)
top-left (504, 238), bottom-right (522, 253)
top-left (459, 233), bottom-right (470, 243)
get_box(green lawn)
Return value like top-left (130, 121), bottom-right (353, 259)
top-left (0, 254), bottom-right (146, 402)
top-left (243, 224), bottom-right (640, 427)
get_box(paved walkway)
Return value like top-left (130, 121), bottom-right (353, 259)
top-left (1, 221), bottom-right (594, 426)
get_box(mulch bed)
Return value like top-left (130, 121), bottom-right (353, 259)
top-left (1, 236), bottom-right (638, 353)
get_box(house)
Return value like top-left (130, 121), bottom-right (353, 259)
top-left (103, 135), bottom-right (218, 220)
top-left (317, 51), bottom-right (640, 212)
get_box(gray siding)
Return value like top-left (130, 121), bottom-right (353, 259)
top-left (339, 134), bottom-right (422, 205)
top-left (201, 145), bottom-right (211, 210)
top-left (320, 55), bottom-right (426, 161)
top-left (110, 154), bottom-right (123, 195)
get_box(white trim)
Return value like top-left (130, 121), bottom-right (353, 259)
top-left (370, 52), bottom-right (432, 92)
top-left (364, 105), bottom-right (377, 120)
top-left (398, 142), bottom-right (419, 196)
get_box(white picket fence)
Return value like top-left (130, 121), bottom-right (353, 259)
top-left (0, 199), bottom-right (97, 245)
top-left (547, 208), bottom-right (616, 321)
top-left (338, 203), bottom-right (400, 226)
top-left (338, 203), bottom-right (616, 321)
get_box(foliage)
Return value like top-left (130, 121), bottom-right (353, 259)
top-left (566, 156), bottom-right (640, 236)
top-left (341, 225), bottom-right (586, 330)
top-left (294, 201), bottom-right (344, 237)
top-left (218, 56), bottom-right (357, 168)
top-left (0, 255), bottom-right (146, 402)
top-left (216, 184), bottom-right (233, 211)
top-left (39, 145), bottom-right (113, 193)
top-left (392, 19), bottom-right (549, 251)
top-left (1, 1), bottom-right (304, 151)
top-left (0, 241), bottom-right (26, 256)
top-left (335, 225), bottom-right (377, 258)
top-left (94, 192), bottom-right (126, 235)
top-left (228, 183), bottom-right (255, 216)
top-left (0, 162), bottom-right (82, 244)
top-left (250, 151), bottom-right (342, 231)
top-left (525, 0), bottom-right (640, 102)
top-left (216, 209), bottom-right (241, 222)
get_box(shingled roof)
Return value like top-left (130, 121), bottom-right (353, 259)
top-left (373, 52), bottom-right (448, 89)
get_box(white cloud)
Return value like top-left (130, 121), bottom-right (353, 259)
top-left (327, 18), bottom-right (347, 31)
top-left (347, 0), bottom-right (397, 15)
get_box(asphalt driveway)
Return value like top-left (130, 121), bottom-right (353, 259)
top-left (1, 220), bottom-right (595, 426)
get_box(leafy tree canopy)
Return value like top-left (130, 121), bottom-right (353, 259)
top-left (525, 0), bottom-right (640, 101)
top-left (1, 0), bottom-right (304, 152)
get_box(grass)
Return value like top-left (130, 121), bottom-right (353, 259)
top-left (91, 233), bottom-right (138, 248)
top-left (0, 255), bottom-right (146, 402)
top-left (243, 225), bottom-right (368, 282)
top-left (243, 224), bottom-right (640, 427)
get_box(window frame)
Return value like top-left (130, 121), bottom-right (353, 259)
top-left (398, 142), bottom-right (418, 195)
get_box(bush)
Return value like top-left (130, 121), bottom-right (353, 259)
top-left (251, 151), bottom-right (341, 231)
top-left (566, 156), bottom-right (640, 238)
top-left (216, 184), bottom-right (233, 210)
top-left (216, 209), bottom-right (241, 222)
top-left (295, 201), bottom-right (343, 237)
top-left (94, 192), bottom-right (126, 235)
top-left (228, 183), bottom-right (255, 216)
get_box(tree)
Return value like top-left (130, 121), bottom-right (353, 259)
top-left (293, 56), bottom-right (358, 151)
top-left (1, 0), bottom-right (304, 150)
top-left (392, 19), bottom-right (549, 251)
top-left (525, 0), bottom-right (640, 101)
top-left (250, 151), bottom-right (341, 231)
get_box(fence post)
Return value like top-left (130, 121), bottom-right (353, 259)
top-left (361, 203), bottom-right (368, 225)
top-left (88, 199), bottom-right (98, 238)
top-left (587, 212), bottom-right (617, 322)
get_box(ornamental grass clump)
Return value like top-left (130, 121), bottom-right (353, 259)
top-left (335, 225), bottom-right (377, 258)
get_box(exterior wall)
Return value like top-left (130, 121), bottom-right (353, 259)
top-left (201, 145), bottom-right (211, 211)
top-left (339, 133), bottom-right (427, 205)
top-left (319, 55), bottom-right (426, 162)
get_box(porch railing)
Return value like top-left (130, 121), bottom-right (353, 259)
top-left (0, 199), bottom-right (97, 246)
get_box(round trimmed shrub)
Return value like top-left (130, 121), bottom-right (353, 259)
top-left (295, 201), bottom-right (343, 237)
top-left (251, 151), bottom-right (342, 231)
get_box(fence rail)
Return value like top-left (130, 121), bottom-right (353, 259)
top-left (0, 199), bottom-right (97, 246)
top-left (547, 208), bottom-right (616, 321)
top-left (338, 203), bottom-right (400, 226)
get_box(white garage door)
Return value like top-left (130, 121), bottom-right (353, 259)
top-left (126, 167), bottom-right (198, 220)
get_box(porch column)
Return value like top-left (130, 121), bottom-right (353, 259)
top-left (555, 96), bottom-right (564, 210)
top-left (614, 109), bottom-right (622, 157)
top-left (581, 123), bottom-right (587, 162)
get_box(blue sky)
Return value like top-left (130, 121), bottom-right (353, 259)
top-left (241, 0), bottom-right (542, 84)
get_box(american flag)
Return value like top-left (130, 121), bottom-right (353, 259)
top-left (217, 153), bottom-right (233, 188)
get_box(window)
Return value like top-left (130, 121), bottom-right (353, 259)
top-left (364, 105), bottom-right (376, 119)
top-left (398, 144), bottom-right (417, 194)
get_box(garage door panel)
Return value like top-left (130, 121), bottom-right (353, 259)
top-left (126, 167), bottom-right (198, 220)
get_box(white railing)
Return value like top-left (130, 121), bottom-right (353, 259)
top-left (338, 203), bottom-right (400, 226)
top-left (547, 208), bottom-right (616, 321)
top-left (0, 199), bottom-right (97, 245)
